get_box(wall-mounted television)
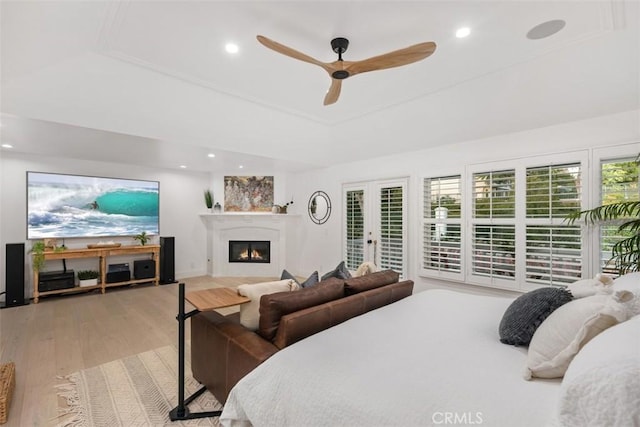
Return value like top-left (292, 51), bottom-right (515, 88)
top-left (27, 172), bottom-right (159, 239)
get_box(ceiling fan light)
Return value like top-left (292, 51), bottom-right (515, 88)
top-left (456, 27), bottom-right (471, 38)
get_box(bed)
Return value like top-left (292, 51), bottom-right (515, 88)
top-left (219, 289), bottom-right (562, 427)
top-left (220, 275), bottom-right (640, 427)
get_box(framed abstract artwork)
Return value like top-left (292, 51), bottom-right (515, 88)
top-left (224, 176), bottom-right (274, 212)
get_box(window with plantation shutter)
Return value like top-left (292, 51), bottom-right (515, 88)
top-left (473, 170), bottom-right (516, 219)
top-left (379, 186), bottom-right (404, 275)
top-left (525, 163), bottom-right (582, 285)
top-left (422, 176), bottom-right (462, 276)
top-left (344, 189), bottom-right (364, 271)
top-left (472, 225), bottom-right (515, 278)
top-left (525, 225), bottom-right (582, 285)
top-left (470, 169), bottom-right (516, 284)
top-left (419, 148), bottom-right (638, 290)
top-left (599, 157), bottom-right (639, 275)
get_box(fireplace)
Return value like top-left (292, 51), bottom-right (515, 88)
top-left (229, 240), bottom-right (271, 263)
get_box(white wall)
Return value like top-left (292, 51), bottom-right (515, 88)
top-left (291, 110), bottom-right (640, 296)
top-left (0, 151), bottom-right (211, 301)
top-left (2, 110), bottom-right (638, 302)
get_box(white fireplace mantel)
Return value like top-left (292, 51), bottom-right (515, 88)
top-left (200, 213), bottom-right (301, 277)
top-left (200, 213), bottom-right (301, 219)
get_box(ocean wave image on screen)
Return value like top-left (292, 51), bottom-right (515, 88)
top-left (27, 172), bottom-right (159, 239)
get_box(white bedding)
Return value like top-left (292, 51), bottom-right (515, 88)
top-left (220, 289), bottom-right (561, 427)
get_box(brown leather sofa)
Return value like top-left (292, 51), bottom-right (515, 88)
top-left (191, 270), bottom-right (414, 404)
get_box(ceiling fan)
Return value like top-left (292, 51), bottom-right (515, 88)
top-left (256, 35), bottom-right (437, 106)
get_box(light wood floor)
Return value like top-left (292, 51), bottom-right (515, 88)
top-left (0, 276), bottom-right (274, 427)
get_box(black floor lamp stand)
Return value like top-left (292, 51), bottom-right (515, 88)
top-left (169, 282), bottom-right (222, 421)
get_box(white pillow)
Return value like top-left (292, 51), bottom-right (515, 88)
top-left (612, 271), bottom-right (640, 293)
top-left (524, 291), bottom-right (635, 380)
top-left (566, 273), bottom-right (613, 298)
top-left (355, 261), bottom-right (378, 277)
top-left (237, 279), bottom-right (298, 330)
top-left (558, 315), bottom-right (640, 426)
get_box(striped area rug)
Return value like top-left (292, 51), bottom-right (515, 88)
top-left (55, 346), bottom-right (221, 426)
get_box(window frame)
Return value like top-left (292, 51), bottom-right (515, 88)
top-left (421, 150), bottom-right (593, 291)
top-left (419, 174), bottom-right (464, 281)
top-left (591, 144), bottom-right (640, 277)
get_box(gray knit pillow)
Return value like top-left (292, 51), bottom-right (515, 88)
top-left (280, 269), bottom-right (319, 289)
top-left (321, 261), bottom-right (352, 281)
top-left (499, 287), bottom-right (573, 346)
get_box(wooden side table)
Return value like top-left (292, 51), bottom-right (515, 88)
top-left (169, 283), bottom-right (250, 421)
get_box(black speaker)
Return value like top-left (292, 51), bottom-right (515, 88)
top-left (38, 270), bottom-right (75, 292)
top-left (160, 236), bottom-right (176, 284)
top-left (2, 243), bottom-right (28, 308)
top-left (134, 259), bottom-right (155, 280)
top-left (106, 263), bottom-right (131, 283)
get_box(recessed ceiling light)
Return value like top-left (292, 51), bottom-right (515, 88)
top-left (208, 153), bottom-right (216, 158)
top-left (180, 165), bottom-right (187, 169)
top-left (225, 43), bottom-right (239, 54)
top-left (527, 19), bottom-right (566, 40)
top-left (238, 165), bottom-right (244, 169)
top-left (1, 144), bottom-right (13, 148)
top-left (456, 27), bottom-right (471, 38)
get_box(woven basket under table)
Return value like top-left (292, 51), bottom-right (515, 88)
top-left (0, 362), bottom-right (15, 424)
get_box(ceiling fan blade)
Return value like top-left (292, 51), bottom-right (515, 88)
top-left (257, 35), bottom-right (332, 73)
top-left (344, 42), bottom-right (436, 76)
top-left (324, 79), bottom-right (342, 106)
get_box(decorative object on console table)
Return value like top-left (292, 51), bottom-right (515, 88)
top-left (213, 202), bottom-right (221, 213)
top-left (43, 238), bottom-right (57, 250)
top-left (77, 270), bottom-right (100, 287)
top-left (29, 241), bottom-right (68, 272)
top-left (28, 241), bottom-right (46, 272)
top-left (133, 231), bottom-right (150, 246)
top-left (87, 242), bottom-right (121, 249)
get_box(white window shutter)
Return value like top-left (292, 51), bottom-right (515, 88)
top-left (345, 189), bottom-right (365, 271)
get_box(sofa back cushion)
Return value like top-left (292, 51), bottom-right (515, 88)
top-left (258, 278), bottom-right (344, 341)
top-left (344, 269), bottom-right (399, 296)
top-left (237, 279), bottom-right (298, 331)
top-left (273, 280), bottom-right (414, 349)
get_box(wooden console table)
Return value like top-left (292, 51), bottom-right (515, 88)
top-left (33, 245), bottom-right (160, 303)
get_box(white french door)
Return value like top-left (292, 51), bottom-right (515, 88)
top-left (343, 178), bottom-right (408, 278)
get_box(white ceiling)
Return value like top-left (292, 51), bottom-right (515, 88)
top-left (1, 1), bottom-right (638, 172)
